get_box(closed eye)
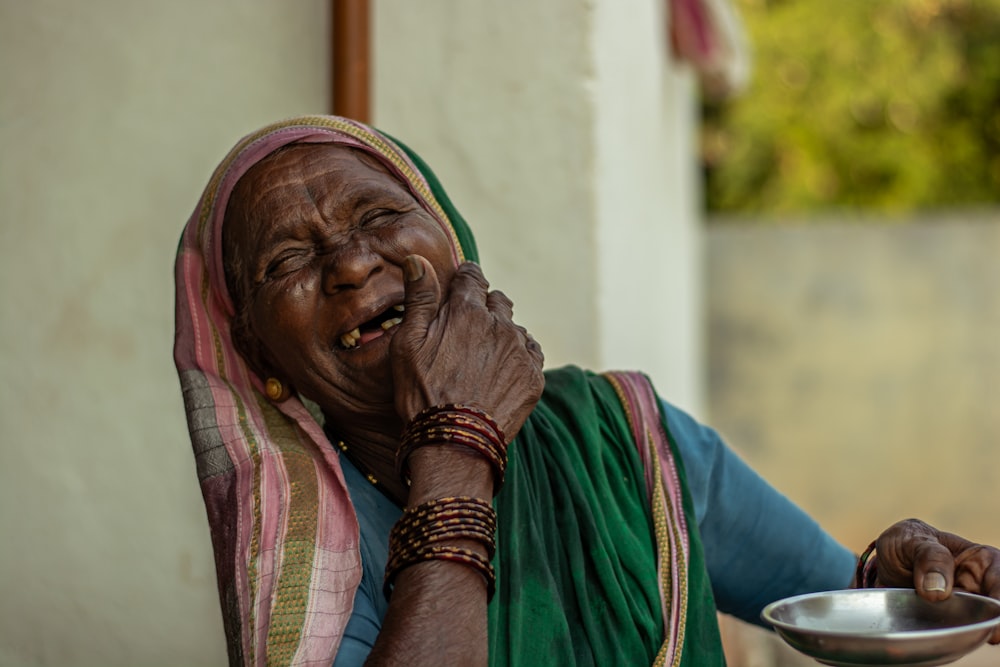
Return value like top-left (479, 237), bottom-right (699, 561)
top-left (265, 248), bottom-right (311, 278)
top-left (359, 208), bottom-right (397, 227)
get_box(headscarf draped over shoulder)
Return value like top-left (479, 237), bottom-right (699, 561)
top-left (173, 115), bottom-right (475, 666)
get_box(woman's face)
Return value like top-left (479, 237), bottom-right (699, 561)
top-left (225, 143), bottom-right (457, 421)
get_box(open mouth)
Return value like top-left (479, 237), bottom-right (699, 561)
top-left (338, 304), bottom-right (405, 350)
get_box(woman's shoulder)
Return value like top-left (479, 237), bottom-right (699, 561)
top-left (534, 364), bottom-right (654, 436)
top-left (541, 364), bottom-right (656, 407)
top-left (541, 363), bottom-right (593, 383)
top-left (539, 364), bottom-right (610, 407)
top-left (541, 364), bottom-right (643, 390)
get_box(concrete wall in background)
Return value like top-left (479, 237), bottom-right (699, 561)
top-left (707, 214), bottom-right (1000, 553)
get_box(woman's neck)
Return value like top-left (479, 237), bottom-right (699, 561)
top-left (323, 413), bottom-right (410, 505)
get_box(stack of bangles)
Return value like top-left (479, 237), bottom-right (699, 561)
top-left (383, 495), bottom-right (497, 601)
top-left (855, 539), bottom-right (879, 588)
top-left (396, 403), bottom-right (507, 494)
top-left (384, 404), bottom-right (507, 602)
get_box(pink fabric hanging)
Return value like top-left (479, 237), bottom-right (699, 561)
top-left (670, 0), bottom-right (751, 99)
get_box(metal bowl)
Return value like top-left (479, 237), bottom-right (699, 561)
top-left (761, 588), bottom-right (1000, 666)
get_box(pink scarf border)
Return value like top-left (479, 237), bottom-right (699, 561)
top-left (604, 371), bottom-right (691, 667)
top-left (174, 116), bottom-right (461, 665)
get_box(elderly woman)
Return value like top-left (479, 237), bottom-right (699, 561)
top-left (175, 116), bottom-right (1000, 666)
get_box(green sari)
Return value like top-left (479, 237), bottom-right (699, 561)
top-left (488, 366), bottom-right (725, 666)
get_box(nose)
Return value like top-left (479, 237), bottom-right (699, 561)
top-left (322, 241), bottom-right (383, 294)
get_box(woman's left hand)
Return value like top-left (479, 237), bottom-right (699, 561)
top-left (870, 518), bottom-right (1000, 643)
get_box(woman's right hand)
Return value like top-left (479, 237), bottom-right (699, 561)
top-left (390, 254), bottom-right (545, 442)
top-left (370, 255), bottom-right (543, 667)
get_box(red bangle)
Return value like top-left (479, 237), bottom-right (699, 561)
top-left (384, 496), bottom-right (497, 602)
top-left (397, 404), bottom-right (507, 494)
top-left (384, 545), bottom-right (495, 602)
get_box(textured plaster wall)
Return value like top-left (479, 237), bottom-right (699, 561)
top-left (591, 0), bottom-right (703, 412)
top-left (374, 0), bottom-right (704, 413)
top-left (373, 0), bottom-right (600, 370)
top-left (0, 1), bottom-right (327, 664)
top-left (707, 215), bottom-right (1000, 553)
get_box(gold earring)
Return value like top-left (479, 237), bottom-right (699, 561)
top-left (265, 377), bottom-right (290, 402)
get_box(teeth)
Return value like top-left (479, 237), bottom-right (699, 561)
top-left (381, 317), bottom-right (403, 331)
top-left (393, 304), bottom-right (405, 312)
top-left (340, 327), bottom-right (361, 349)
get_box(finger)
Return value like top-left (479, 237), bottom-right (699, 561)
top-left (449, 262), bottom-right (490, 304)
top-left (399, 255), bottom-right (441, 340)
top-left (953, 545), bottom-right (1000, 596)
top-left (979, 560), bottom-right (1000, 644)
top-left (874, 520), bottom-right (950, 597)
top-left (525, 333), bottom-right (544, 366)
top-left (911, 543), bottom-right (955, 601)
top-left (978, 554), bottom-right (1000, 644)
top-left (512, 323), bottom-right (545, 366)
top-left (486, 290), bottom-right (514, 320)
top-left (893, 524), bottom-right (957, 601)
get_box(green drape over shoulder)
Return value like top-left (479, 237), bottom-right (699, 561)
top-left (489, 367), bottom-right (726, 667)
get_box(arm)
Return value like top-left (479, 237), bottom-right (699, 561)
top-left (660, 400), bottom-right (856, 625)
top-left (664, 400), bottom-right (1000, 647)
top-left (365, 450), bottom-right (495, 666)
top-left (361, 256), bottom-right (544, 666)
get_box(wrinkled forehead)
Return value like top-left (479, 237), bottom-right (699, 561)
top-left (225, 143), bottom-right (411, 263)
top-left (217, 135), bottom-right (398, 236)
top-left (231, 142), bottom-right (398, 212)
top-left (199, 122), bottom-right (463, 314)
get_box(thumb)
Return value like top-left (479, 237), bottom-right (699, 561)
top-left (883, 520), bottom-right (960, 601)
top-left (399, 255), bottom-right (440, 340)
top-left (910, 538), bottom-right (956, 601)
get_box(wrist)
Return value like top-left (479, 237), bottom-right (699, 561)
top-left (384, 495), bottom-right (497, 602)
top-left (407, 447), bottom-right (493, 504)
top-left (398, 404), bottom-right (508, 501)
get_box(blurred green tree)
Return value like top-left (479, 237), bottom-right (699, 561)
top-left (702, 0), bottom-right (1000, 215)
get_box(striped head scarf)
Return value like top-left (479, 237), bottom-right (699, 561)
top-left (173, 115), bottom-right (474, 666)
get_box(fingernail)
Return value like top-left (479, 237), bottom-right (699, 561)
top-left (403, 256), bottom-right (424, 282)
top-left (924, 572), bottom-right (946, 592)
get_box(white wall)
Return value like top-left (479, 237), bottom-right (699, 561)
top-left (373, 1), bottom-right (602, 370)
top-left (0, 1), bottom-right (327, 664)
top-left (374, 0), bottom-right (704, 414)
top-left (591, 0), bottom-right (703, 412)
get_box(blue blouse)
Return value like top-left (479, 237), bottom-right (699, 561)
top-left (332, 400), bottom-right (856, 665)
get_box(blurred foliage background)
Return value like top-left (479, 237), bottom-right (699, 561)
top-left (701, 0), bottom-right (1000, 215)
